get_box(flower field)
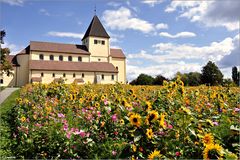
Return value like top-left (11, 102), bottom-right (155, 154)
top-left (10, 79), bottom-right (239, 159)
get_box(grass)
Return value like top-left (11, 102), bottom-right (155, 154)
top-left (0, 89), bottom-right (20, 158)
top-left (0, 86), bottom-right (6, 91)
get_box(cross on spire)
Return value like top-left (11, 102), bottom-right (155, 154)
top-left (94, 5), bottom-right (96, 15)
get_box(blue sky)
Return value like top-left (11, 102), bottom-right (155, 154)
top-left (1, 0), bottom-right (239, 81)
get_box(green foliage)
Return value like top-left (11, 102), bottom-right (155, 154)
top-left (0, 48), bottom-right (14, 76)
top-left (130, 74), bottom-right (154, 85)
top-left (232, 66), bottom-right (239, 86)
top-left (0, 89), bottom-right (20, 159)
top-left (153, 74), bottom-right (168, 85)
top-left (201, 61), bottom-right (223, 86)
top-left (174, 72), bottom-right (201, 86)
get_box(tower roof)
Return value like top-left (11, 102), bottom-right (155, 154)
top-left (82, 15), bottom-right (110, 40)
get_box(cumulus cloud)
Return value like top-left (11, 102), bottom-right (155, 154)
top-left (159, 31), bottom-right (196, 38)
top-left (2, 41), bottom-right (24, 55)
top-left (156, 23), bottom-right (168, 29)
top-left (219, 35), bottom-right (240, 67)
top-left (127, 35), bottom-right (237, 80)
top-left (102, 7), bottom-right (168, 34)
top-left (165, 1), bottom-right (240, 31)
top-left (0, 0), bottom-right (24, 6)
top-left (47, 31), bottom-right (83, 39)
top-left (141, 0), bottom-right (165, 7)
top-left (39, 9), bottom-right (51, 16)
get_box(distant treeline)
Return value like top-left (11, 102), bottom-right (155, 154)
top-left (130, 61), bottom-right (240, 86)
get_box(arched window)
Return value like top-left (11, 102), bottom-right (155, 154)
top-left (116, 66), bottom-right (118, 70)
top-left (63, 73), bottom-right (66, 77)
top-left (102, 74), bottom-right (104, 80)
top-left (73, 73), bottom-right (75, 78)
top-left (52, 73), bottom-right (55, 77)
top-left (59, 55), bottom-right (63, 61)
top-left (82, 73), bottom-right (84, 78)
top-left (50, 55), bottom-right (54, 61)
top-left (39, 54), bottom-right (44, 60)
top-left (68, 56), bottom-right (72, 61)
top-left (112, 75), bottom-right (114, 80)
top-left (41, 72), bottom-right (44, 77)
top-left (78, 56), bottom-right (82, 62)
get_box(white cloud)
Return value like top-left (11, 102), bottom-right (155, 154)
top-left (0, 0), bottom-right (24, 6)
top-left (165, 1), bottom-right (240, 31)
top-left (47, 31), bottom-right (83, 39)
top-left (159, 31), bottom-right (196, 38)
top-left (102, 7), bottom-right (168, 34)
top-left (39, 9), bottom-right (51, 16)
top-left (127, 35), bottom-right (237, 80)
top-left (102, 7), bottom-right (155, 33)
top-left (107, 1), bottom-right (121, 7)
top-left (109, 32), bottom-right (124, 43)
top-left (156, 23), bottom-right (168, 29)
top-left (141, 0), bottom-right (164, 7)
top-left (2, 41), bottom-right (24, 55)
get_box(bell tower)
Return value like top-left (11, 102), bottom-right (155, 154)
top-left (82, 15), bottom-right (110, 62)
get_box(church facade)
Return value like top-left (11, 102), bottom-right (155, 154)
top-left (0, 15), bottom-right (126, 86)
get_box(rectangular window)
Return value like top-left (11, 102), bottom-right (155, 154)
top-left (63, 73), bottom-right (66, 77)
top-left (52, 73), bottom-right (55, 77)
top-left (82, 73), bottom-right (84, 78)
top-left (0, 79), bottom-right (3, 84)
top-left (94, 40), bottom-right (97, 44)
top-left (41, 73), bottom-right (44, 77)
top-left (73, 73), bottom-right (76, 78)
top-left (112, 75), bottom-right (114, 80)
top-left (102, 74), bottom-right (104, 80)
top-left (102, 40), bottom-right (105, 45)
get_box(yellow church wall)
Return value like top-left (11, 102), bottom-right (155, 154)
top-left (30, 70), bottom-right (116, 84)
top-left (31, 51), bottom-right (90, 62)
top-left (17, 54), bottom-right (30, 86)
top-left (0, 67), bottom-right (16, 87)
top-left (85, 36), bottom-right (110, 60)
top-left (111, 58), bottom-right (126, 84)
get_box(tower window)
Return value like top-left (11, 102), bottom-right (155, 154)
top-left (52, 73), bottom-right (55, 77)
top-left (68, 56), bottom-right (72, 61)
top-left (102, 40), bottom-right (105, 45)
top-left (50, 55), bottom-right (54, 61)
top-left (59, 55), bottom-right (63, 61)
top-left (0, 79), bottom-right (3, 84)
top-left (112, 75), bottom-right (114, 80)
top-left (63, 73), bottom-right (66, 77)
top-left (94, 40), bottom-right (97, 44)
top-left (82, 73), bottom-right (84, 78)
top-left (78, 56), bottom-right (82, 62)
top-left (41, 72), bottom-right (44, 77)
top-left (39, 54), bottom-right (44, 60)
top-left (116, 66), bottom-right (118, 70)
top-left (102, 74), bottom-right (104, 80)
top-left (98, 59), bottom-right (101, 61)
top-left (73, 73), bottom-right (76, 78)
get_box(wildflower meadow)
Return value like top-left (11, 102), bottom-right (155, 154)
top-left (7, 79), bottom-right (240, 159)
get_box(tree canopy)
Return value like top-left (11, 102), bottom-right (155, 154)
top-left (0, 48), bottom-right (14, 76)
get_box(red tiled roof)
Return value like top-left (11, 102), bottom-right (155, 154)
top-left (110, 48), bottom-right (126, 58)
top-left (30, 41), bottom-right (90, 55)
top-left (6, 55), bottom-right (19, 66)
top-left (29, 60), bottom-right (118, 73)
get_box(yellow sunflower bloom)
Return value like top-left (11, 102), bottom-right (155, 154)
top-left (146, 101), bottom-right (152, 111)
top-left (203, 143), bottom-right (223, 160)
top-left (21, 116), bottom-right (26, 122)
top-left (148, 149), bottom-right (161, 159)
top-left (146, 128), bottom-right (154, 139)
top-left (132, 144), bottom-right (137, 152)
top-left (202, 133), bottom-right (214, 146)
top-left (159, 113), bottom-right (166, 129)
top-left (120, 119), bottom-right (125, 125)
top-left (129, 113), bottom-right (142, 127)
top-left (146, 110), bottom-right (159, 125)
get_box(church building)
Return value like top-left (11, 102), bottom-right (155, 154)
top-left (0, 15), bottom-right (126, 86)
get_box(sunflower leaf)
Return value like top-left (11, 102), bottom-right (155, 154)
top-left (134, 135), bottom-right (142, 142)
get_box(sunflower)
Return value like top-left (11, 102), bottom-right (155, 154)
top-left (21, 116), bottom-right (26, 122)
top-left (146, 101), bottom-right (152, 111)
top-left (120, 119), bottom-right (125, 125)
top-left (129, 113), bottom-right (142, 127)
top-left (146, 128), bottom-right (154, 139)
top-left (95, 102), bottom-right (100, 108)
top-left (159, 113), bottom-right (166, 129)
top-left (131, 144), bottom-right (137, 152)
top-left (203, 143), bottom-right (223, 160)
top-left (146, 110), bottom-right (159, 125)
top-left (148, 149), bottom-right (161, 159)
top-left (202, 133), bottom-right (214, 146)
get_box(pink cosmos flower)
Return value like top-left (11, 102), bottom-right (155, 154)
top-left (66, 132), bottom-right (71, 139)
top-left (63, 124), bottom-right (68, 131)
top-left (213, 121), bottom-right (219, 126)
top-left (58, 113), bottom-right (65, 118)
top-left (112, 151), bottom-right (117, 156)
top-left (79, 130), bottom-right (86, 138)
top-left (176, 151), bottom-right (181, 156)
top-left (111, 114), bottom-right (117, 122)
top-left (168, 124), bottom-right (173, 129)
top-left (104, 100), bottom-right (109, 105)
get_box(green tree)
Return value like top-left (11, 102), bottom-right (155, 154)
top-left (153, 74), bottom-right (168, 85)
top-left (188, 72), bottom-right (201, 86)
top-left (201, 61), bottom-right (223, 86)
top-left (0, 48), bottom-right (13, 76)
top-left (130, 74), bottom-right (154, 85)
top-left (232, 66), bottom-right (239, 86)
